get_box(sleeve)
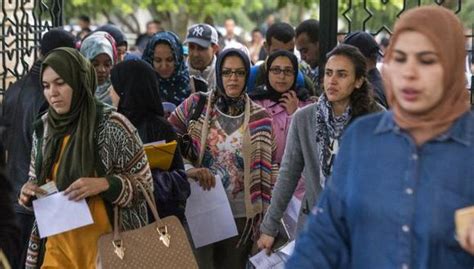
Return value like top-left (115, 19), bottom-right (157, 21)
top-left (168, 93), bottom-right (200, 136)
top-left (99, 113), bottom-right (153, 208)
top-left (285, 186), bottom-right (350, 268)
top-left (260, 113), bottom-right (305, 236)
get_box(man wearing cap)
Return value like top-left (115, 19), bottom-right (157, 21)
top-left (343, 31), bottom-right (388, 108)
top-left (2, 28), bottom-right (76, 269)
top-left (184, 23), bottom-right (220, 90)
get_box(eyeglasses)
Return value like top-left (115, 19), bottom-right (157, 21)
top-left (269, 67), bottom-right (295, 77)
top-left (222, 69), bottom-right (246, 78)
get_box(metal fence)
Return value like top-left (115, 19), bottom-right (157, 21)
top-left (0, 0), bottom-right (63, 104)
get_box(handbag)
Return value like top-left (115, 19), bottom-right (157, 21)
top-left (177, 93), bottom-right (207, 162)
top-left (97, 181), bottom-right (198, 269)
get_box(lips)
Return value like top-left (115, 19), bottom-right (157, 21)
top-left (326, 87), bottom-right (338, 95)
top-left (401, 87), bottom-right (420, 102)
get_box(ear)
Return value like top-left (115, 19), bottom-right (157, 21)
top-left (212, 44), bottom-right (220, 54)
top-left (355, 77), bottom-right (365, 89)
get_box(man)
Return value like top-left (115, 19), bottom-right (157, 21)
top-left (246, 22), bottom-right (315, 95)
top-left (296, 19), bottom-right (321, 95)
top-left (135, 20), bottom-right (162, 53)
top-left (222, 18), bottom-right (245, 47)
top-left (184, 23), bottom-right (220, 90)
top-left (343, 31), bottom-right (388, 108)
top-left (3, 28), bottom-right (75, 269)
top-left (76, 15), bottom-right (92, 41)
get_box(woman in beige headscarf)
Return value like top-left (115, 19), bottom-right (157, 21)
top-left (286, 5), bottom-right (474, 268)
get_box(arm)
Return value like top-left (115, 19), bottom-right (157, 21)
top-left (260, 114), bottom-right (306, 237)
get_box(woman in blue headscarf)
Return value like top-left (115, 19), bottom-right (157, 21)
top-left (142, 31), bottom-right (193, 106)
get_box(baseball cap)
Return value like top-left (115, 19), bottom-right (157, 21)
top-left (184, 23), bottom-right (218, 48)
top-left (343, 31), bottom-right (380, 58)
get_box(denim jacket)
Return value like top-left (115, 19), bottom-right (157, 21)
top-left (287, 111), bottom-right (474, 269)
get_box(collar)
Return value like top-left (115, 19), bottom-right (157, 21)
top-left (374, 111), bottom-right (473, 146)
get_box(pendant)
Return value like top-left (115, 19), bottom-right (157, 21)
top-left (157, 226), bottom-right (171, 248)
top-left (113, 240), bottom-right (125, 260)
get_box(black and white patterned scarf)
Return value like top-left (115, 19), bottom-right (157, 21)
top-left (315, 93), bottom-right (352, 187)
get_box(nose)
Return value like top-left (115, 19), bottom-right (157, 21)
top-left (328, 75), bottom-right (337, 85)
top-left (401, 58), bottom-right (418, 80)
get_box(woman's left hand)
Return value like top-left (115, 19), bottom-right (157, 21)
top-left (459, 218), bottom-right (474, 255)
top-left (280, 91), bottom-right (299, 115)
top-left (64, 177), bottom-right (110, 201)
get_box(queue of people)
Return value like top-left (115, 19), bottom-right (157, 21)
top-left (1, 5), bottom-right (474, 269)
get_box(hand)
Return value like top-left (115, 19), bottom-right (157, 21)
top-left (257, 233), bottom-right (275, 255)
top-left (18, 182), bottom-right (47, 207)
top-left (64, 177), bottom-right (110, 201)
top-left (279, 91), bottom-right (299, 115)
top-left (186, 168), bottom-right (216, 191)
top-left (459, 218), bottom-right (474, 255)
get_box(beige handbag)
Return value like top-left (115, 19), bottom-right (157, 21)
top-left (97, 182), bottom-right (198, 269)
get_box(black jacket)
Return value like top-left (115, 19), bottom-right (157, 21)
top-left (3, 61), bottom-right (47, 213)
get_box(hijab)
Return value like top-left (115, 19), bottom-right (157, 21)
top-left (250, 50), bottom-right (309, 102)
top-left (38, 48), bottom-right (105, 190)
top-left (383, 5), bottom-right (470, 145)
top-left (80, 31), bottom-right (117, 105)
top-left (111, 60), bottom-right (170, 143)
top-left (214, 48), bottom-right (251, 116)
top-left (142, 31), bottom-right (190, 106)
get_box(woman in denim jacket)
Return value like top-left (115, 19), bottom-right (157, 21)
top-left (287, 6), bottom-right (474, 269)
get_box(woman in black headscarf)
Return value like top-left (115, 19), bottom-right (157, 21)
top-left (110, 60), bottom-right (190, 223)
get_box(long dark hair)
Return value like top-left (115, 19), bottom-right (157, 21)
top-left (326, 44), bottom-right (378, 118)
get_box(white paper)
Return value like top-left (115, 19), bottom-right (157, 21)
top-left (32, 192), bottom-right (93, 238)
top-left (185, 175), bottom-right (238, 248)
top-left (249, 250), bottom-right (287, 269)
top-left (279, 240), bottom-right (296, 257)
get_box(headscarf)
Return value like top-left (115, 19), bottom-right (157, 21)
top-left (214, 48), bottom-right (251, 116)
top-left (40, 28), bottom-right (76, 56)
top-left (80, 31), bottom-right (117, 104)
top-left (250, 50), bottom-right (309, 103)
top-left (142, 31), bottom-right (190, 106)
top-left (95, 24), bottom-right (127, 47)
top-left (111, 60), bottom-right (169, 143)
top-left (383, 5), bottom-right (469, 145)
top-left (38, 48), bottom-right (105, 191)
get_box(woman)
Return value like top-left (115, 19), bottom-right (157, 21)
top-left (142, 31), bottom-right (204, 106)
top-left (258, 44), bottom-right (382, 252)
top-left (169, 48), bottom-right (277, 268)
top-left (287, 6), bottom-right (474, 268)
top-left (250, 50), bottom-right (312, 164)
top-left (80, 31), bottom-right (116, 105)
top-left (19, 48), bottom-right (152, 268)
top-left (110, 60), bottom-right (190, 223)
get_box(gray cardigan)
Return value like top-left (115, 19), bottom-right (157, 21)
top-left (261, 103), bottom-right (322, 237)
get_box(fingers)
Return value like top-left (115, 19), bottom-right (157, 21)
top-left (19, 183), bottom-right (47, 206)
top-left (195, 168), bottom-right (216, 191)
top-left (64, 178), bottom-right (88, 201)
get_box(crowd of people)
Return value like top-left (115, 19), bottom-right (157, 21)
top-left (1, 4), bottom-right (474, 269)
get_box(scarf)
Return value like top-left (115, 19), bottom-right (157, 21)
top-left (112, 59), bottom-right (169, 143)
top-left (142, 31), bottom-right (190, 106)
top-left (250, 50), bottom-right (309, 103)
top-left (214, 48), bottom-right (251, 116)
top-left (315, 93), bottom-right (351, 187)
top-left (383, 6), bottom-right (470, 145)
top-left (37, 48), bottom-right (107, 191)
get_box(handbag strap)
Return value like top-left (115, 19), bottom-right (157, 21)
top-left (112, 179), bottom-right (163, 242)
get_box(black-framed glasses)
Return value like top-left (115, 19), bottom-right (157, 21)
top-left (269, 67), bottom-right (295, 77)
top-left (222, 69), bottom-right (246, 78)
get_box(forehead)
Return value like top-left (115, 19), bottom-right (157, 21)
top-left (222, 55), bottom-right (244, 68)
top-left (325, 55), bottom-right (354, 71)
top-left (271, 56), bottom-right (293, 66)
top-left (392, 31), bottom-right (437, 53)
top-left (295, 33), bottom-right (312, 46)
top-left (269, 37), bottom-right (294, 52)
top-left (93, 53), bottom-right (112, 62)
top-left (154, 43), bottom-right (173, 54)
top-left (42, 66), bottom-right (61, 80)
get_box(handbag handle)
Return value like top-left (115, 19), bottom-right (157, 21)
top-left (112, 179), bottom-right (167, 245)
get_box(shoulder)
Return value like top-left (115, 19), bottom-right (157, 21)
top-left (100, 111), bottom-right (138, 138)
top-left (344, 111), bottom-right (387, 139)
top-left (293, 102), bottom-right (317, 121)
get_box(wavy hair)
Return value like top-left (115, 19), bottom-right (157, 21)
top-left (326, 44), bottom-right (378, 118)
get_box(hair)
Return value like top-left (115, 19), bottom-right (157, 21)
top-left (326, 44), bottom-right (378, 118)
top-left (266, 22), bottom-right (295, 46)
top-left (251, 28), bottom-right (262, 34)
top-left (78, 15), bottom-right (90, 23)
top-left (295, 19), bottom-right (319, 43)
top-left (147, 20), bottom-right (161, 26)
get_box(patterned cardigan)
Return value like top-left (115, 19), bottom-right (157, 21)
top-left (169, 92), bottom-right (278, 242)
top-left (25, 111), bottom-right (153, 269)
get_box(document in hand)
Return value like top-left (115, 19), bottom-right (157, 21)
top-left (184, 175), bottom-right (238, 248)
top-left (143, 140), bottom-right (177, 170)
top-left (249, 241), bottom-right (295, 269)
top-left (32, 192), bottom-right (93, 238)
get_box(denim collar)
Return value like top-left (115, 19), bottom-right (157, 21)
top-left (374, 111), bottom-right (473, 146)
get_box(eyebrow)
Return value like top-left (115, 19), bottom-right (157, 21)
top-left (325, 68), bottom-right (349, 73)
top-left (42, 77), bottom-right (63, 83)
top-left (393, 49), bottom-right (438, 57)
